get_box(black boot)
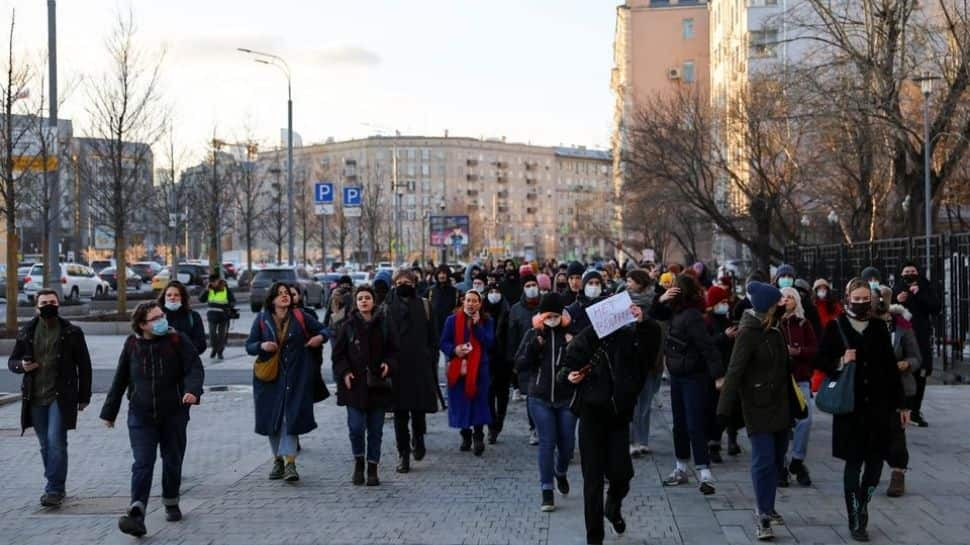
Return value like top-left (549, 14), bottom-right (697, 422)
top-left (366, 462), bottom-right (380, 486)
top-left (855, 486), bottom-right (875, 541)
top-left (352, 456), bottom-right (365, 486)
top-left (119, 504), bottom-right (147, 537)
top-left (397, 451), bottom-right (410, 474)
top-left (412, 434), bottom-right (426, 461)
top-left (845, 489), bottom-right (868, 542)
top-left (604, 495), bottom-right (626, 535)
top-left (472, 428), bottom-right (486, 456)
top-left (487, 427), bottom-right (499, 444)
top-left (460, 429), bottom-right (472, 452)
top-left (165, 504), bottom-right (182, 522)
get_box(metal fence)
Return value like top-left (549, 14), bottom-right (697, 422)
top-left (783, 233), bottom-right (970, 372)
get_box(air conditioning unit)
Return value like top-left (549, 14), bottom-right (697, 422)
top-left (667, 68), bottom-right (681, 80)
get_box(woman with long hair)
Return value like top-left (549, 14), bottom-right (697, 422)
top-left (158, 281), bottom-right (206, 355)
top-left (778, 286), bottom-right (818, 488)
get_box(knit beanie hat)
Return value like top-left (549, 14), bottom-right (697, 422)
top-left (860, 266), bottom-right (882, 282)
top-left (538, 293), bottom-right (565, 315)
top-left (566, 261), bottom-right (585, 278)
top-left (775, 264), bottom-right (796, 279)
top-left (536, 274), bottom-right (552, 291)
top-left (521, 273), bottom-right (538, 285)
top-left (581, 270), bottom-right (603, 287)
top-left (812, 278), bottom-right (830, 290)
top-left (706, 285), bottom-right (730, 308)
top-left (519, 264), bottom-right (535, 278)
top-left (747, 281), bottom-right (782, 313)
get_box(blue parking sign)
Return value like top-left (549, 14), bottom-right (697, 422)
top-left (343, 186), bottom-right (362, 206)
top-left (314, 182), bottom-right (334, 203)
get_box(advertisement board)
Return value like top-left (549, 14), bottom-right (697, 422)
top-left (429, 215), bottom-right (470, 248)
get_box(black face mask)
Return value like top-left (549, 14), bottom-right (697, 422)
top-left (556, 282), bottom-right (568, 292)
top-left (396, 284), bottom-right (415, 298)
top-left (506, 272), bottom-right (516, 279)
top-left (39, 305), bottom-right (59, 319)
top-left (902, 274), bottom-right (919, 285)
top-left (847, 301), bottom-right (871, 320)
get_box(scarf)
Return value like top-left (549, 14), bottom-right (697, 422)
top-left (447, 310), bottom-right (482, 399)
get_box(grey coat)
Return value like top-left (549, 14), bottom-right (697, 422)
top-left (887, 316), bottom-right (921, 397)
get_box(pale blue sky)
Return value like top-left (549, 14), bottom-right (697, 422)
top-left (6, 0), bottom-right (617, 160)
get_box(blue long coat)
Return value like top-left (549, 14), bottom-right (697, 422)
top-left (246, 309), bottom-right (327, 436)
top-left (440, 313), bottom-right (495, 429)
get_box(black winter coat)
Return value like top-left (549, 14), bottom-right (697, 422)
top-left (515, 324), bottom-right (574, 406)
top-left (654, 304), bottom-right (724, 379)
top-left (507, 296), bottom-right (541, 390)
top-left (332, 311), bottom-right (399, 410)
top-left (484, 298), bottom-right (511, 373)
top-left (8, 317), bottom-right (93, 434)
top-left (100, 331), bottom-right (205, 423)
top-left (382, 292), bottom-right (439, 413)
top-left (428, 283), bottom-right (460, 339)
top-left (163, 307), bottom-right (207, 355)
top-left (815, 315), bottom-right (905, 462)
top-left (893, 277), bottom-right (941, 371)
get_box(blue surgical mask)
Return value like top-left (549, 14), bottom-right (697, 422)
top-left (868, 281), bottom-right (880, 291)
top-left (151, 318), bottom-right (169, 336)
top-left (164, 301), bottom-right (182, 311)
top-left (778, 277), bottom-right (794, 289)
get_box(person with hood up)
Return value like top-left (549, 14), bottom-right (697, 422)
top-left (457, 263), bottom-right (482, 293)
top-left (440, 290), bottom-right (496, 455)
top-left (563, 261), bottom-right (585, 305)
top-left (651, 274), bottom-right (724, 495)
top-left (873, 285), bottom-right (921, 498)
top-left (483, 282), bottom-right (512, 443)
top-left (373, 269), bottom-right (393, 306)
top-left (507, 273), bottom-right (543, 443)
top-left (716, 282), bottom-right (794, 541)
top-left (159, 281), bottom-right (206, 355)
top-left (381, 269), bottom-right (439, 473)
top-left (560, 298), bottom-right (662, 545)
top-left (893, 261), bottom-right (940, 428)
top-left (428, 265), bottom-right (461, 339)
top-left (499, 264), bottom-right (527, 303)
top-left (515, 293), bottom-right (578, 512)
top-left (778, 286), bottom-right (818, 488)
top-left (554, 272), bottom-right (569, 295)
top-left (565, 270), bottom-right (608, 335)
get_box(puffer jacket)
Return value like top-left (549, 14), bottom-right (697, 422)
top-left (662, 306), bottom-right (723, 379)
top-left (515, 317), bottom-right (574, 406)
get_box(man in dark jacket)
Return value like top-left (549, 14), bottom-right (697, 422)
top-left (484, 282), bottom-right (512, 443)
top-left (507, 274), bottom-right (542, 443)
top-left (561, 305), bottom-right (662, 545)
top-left (566, 270), bottom-right (608, 334)
top-left (7, 289), bottom-right (92, 507)
top-left (562, 261), bottom-right (585, 305)
top-left (893, 261), bottom-right (941, 427)
top-left (429, 266), bottom-right (460, 339)
top-left (383, 269), bottom-right (440, 473)
top-left (500, 262), bottom-right (523, 304)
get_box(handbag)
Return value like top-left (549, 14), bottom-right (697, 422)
top-left (789, 375), bottom-right (808, 420)
top-left (253, 317), bottom-right (288, 382)
top-left (815, 320), bottom-right (856, 415)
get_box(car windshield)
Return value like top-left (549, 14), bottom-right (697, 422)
top-left (253, 269), bottom-right (297, 285)
top-left (17, 267), bottom-right (31, 275)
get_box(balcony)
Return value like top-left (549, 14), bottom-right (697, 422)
top-left (524, 161), bottom-right (538, 171)
top-left (494, 161), bottom-right (509, 169)
top-left (466, 158), bottom-right (478, 167)
top-left (525, 177), bottom-right (537, 185)
top-left (466, 190), bottom-right (479, 197)
top-left (497, 175), bottom-right (508, 184)
top-left (496, 190), bottom-right (509, 199)
top-left (526, 207), bottom-right (538, 215)
top-left (466, 174), bottom-right (479, 182)
top-left (526, 192), bottom-right (538, 200)
top-left (497, 205), bottom-right (509, 213)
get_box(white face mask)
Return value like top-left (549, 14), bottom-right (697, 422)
top-left (487, 293), bottom-right (501, 304)
top-left (472, 283), bottom-right (485, 293)
top-left (164, 301), bottom-right (181, 312)
top-left (713, 303), bottom-right (729, 315)
top-left (524, 286), bottom-right (539, 299)
top-left (584, 284), bottom-right (602, 299)
top-left (544, 316), bottom-right (561, 328)
top-left (816, 289), bottom-right (828, 299)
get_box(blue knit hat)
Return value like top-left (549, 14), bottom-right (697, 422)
top-left (775, 264), bottom-right (796, 279)
top-left (747, 281), bottom-right (782, 313)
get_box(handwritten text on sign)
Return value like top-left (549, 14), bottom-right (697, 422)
top-left (586, 291), bottom-right (636, 339)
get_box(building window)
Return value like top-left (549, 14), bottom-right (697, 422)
top-left (749, 29), bottom-right (779, 58)
top-left (682, 18), bottom-right (695, 40)
top-left (682, 60), bottom-right (696, 83)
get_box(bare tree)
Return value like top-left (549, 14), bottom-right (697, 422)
top-left (264, 151), bottom-right (287, 264)
top-left (360, 164), bottom-right (389, 263)
top-left (83, 10), bottom-right (166, 314)
top-left (233, 141), bottom-right (268, 274)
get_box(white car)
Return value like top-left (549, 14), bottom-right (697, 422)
top-left (351, 272), bottom-right (370, 287)
top-left (24, 263), bottom-right (110, 301)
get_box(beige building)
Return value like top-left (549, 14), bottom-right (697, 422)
top-left (261, 136), bottom-right (612, 262)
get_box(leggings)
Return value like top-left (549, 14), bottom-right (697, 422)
top-left (844, 455), bottom-right (884, 496)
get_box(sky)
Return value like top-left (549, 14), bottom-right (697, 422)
top-left (4, 0), bottom-right (618, 163)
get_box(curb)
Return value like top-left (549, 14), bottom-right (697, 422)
top-left (0, 393), bottom-right (21, 407)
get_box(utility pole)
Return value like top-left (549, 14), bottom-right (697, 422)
top-left (46, 0), bottom-right (61, 295)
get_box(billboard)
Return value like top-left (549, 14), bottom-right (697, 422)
top-left (430, 215), bottom-right (470, 248)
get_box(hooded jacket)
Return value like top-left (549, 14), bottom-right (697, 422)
top-left (514, 315), bottom-right (574, 406)
top-left (564, 273), bottom-right (607, 334)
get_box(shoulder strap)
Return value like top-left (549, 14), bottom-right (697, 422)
top-left (293, 309), bottom-right (309, 340)
top-left (833, 316), bottom-right (850, 349)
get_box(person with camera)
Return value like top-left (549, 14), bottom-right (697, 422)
top-left (200, 274), bottom-right (236, 360)
top-left (440, 289), bottom-right (495, 455)
top-left (100, 301), bottom-right (205, 537)
top-left (892, 262), bottom-right (940, 427)
top-left (332, 285), bottom-right (398, 486)
top-left (7, 289), bottom-right (93, 508)
top-left (560, 301), bottom-right (661, 545)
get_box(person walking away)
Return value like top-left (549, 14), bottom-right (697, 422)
top-left (200, 274), bottom-right (236, 360)
top-left (561, 303), bottom-right (662, 545)
top-left (382, 270), bottom-right (438, 473)
top-left (7, 289), bottom-right (92, 508)
top-left (100, 301), bottom-right (204, 536)
top-left (893, 262), bottom-right (940, 427)
top-left (515, 293), bottom-right (577, 511)
top-left (717, 282), bottom-right (793, 540)
top-left (815, 278), bottom-right (908, 542)
top-left (778, 287), bottom-right (818, 487)
top-left (626, 269), bottom-right (663, 456)
top-left (159, 281), bottom-right (206, 355)
top-left (483, 282), bottom-right (512, 443)
top-left (873, 286), bottom-right (921, 497)
top-left (507, 274), bottom-right (543, 443)
top-left (333, 285), bottom-right (398, 485)
top-left (246, 283), bottom-right (328, 483)
top-left (440, 290), bottom-right (495, 455)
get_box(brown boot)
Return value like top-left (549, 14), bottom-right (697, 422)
top-left (886, 470), bottom-right (905, 497)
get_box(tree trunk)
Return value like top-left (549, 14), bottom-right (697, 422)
top-left (115, 234), bottom-right (127, 315)
top-left (5, 228), bottom-right (18, 333)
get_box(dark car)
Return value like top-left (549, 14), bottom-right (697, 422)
top-left (99, 267), bottom-right (142, 291)
top-left (131, 261), bottom-right (164, 283)
top-left (250, 266), bottom-right (323, 312)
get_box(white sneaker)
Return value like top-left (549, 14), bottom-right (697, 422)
top-left (511, 390), bottom-right (521, 402)
top-left (529, 429), bottom-right (539, 446)
top-left (629, 444), bottom-right (642, 457)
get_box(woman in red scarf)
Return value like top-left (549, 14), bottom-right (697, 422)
top-left (439, 290), bottom-right (496, 455)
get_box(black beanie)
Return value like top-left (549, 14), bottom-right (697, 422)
top-left (567, 261), bottom-right (585, 278)
top-left (521, 273), bottom-right (537, 285)
top-left (538, 293), bottom-right (565, 315)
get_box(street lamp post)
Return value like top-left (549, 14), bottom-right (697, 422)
top-left (827, 210), bottom-right (839, 244)
top-left (238, 47), bottom-right (294, 265)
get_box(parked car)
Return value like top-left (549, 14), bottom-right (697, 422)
top-left (0, 266), bottom-right (27, 299)
top-left (90, 259), bottom-right (117, 274)
top-left (23, 263), bottom-right (110, 301)
top-left (250, 266), bottom-right (323, 313)
top-left (99, 267), bottom-right (143, 292)
top-left (131, 261), bottom-right (164, 284)
top-left (350, 272), bottom-right (370, 287)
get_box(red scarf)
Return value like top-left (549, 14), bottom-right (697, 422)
top-left (447, 311), bottom-right (482, 399)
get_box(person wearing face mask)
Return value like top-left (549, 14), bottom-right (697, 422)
top-left (537, 273), bottom-right (552, 296)
top-left (515, 293), bottom-right (577, 512)
top-left (471, 276), bottom-right (487, 295)
top-left (564, 270), bottom-right (608, 335)
top-left (482, 283), bottom-right (512, 443)
top-left (563, 261), bottom-right (585, 305)
top-left (158, 281), bottom-right (206, 355)
top-left (773, 264), bottom-right (797, 291)
top-left (810, 278), bottom-right (843, 394)
top-left (428, 265), bottom-right (461, 340)
top-left (793, 278), bottom-right (823, 338)
top-left (778, 287), bottom-right (818, 488)
top-left (380, 269), bottom-right (439, 473)
top-left (554, 272), bottom-right (569, 296)
top-left (440, 290), bottom-right (496, 455)
top-left (815, 278), bottom-right (908, 542)
top-left (859, 266), bottom-right (883, 294)
top-left (8, 289), bottom-right (93, 509)
top-left (373, 269), bottom-right (393, 306)
top-left (892, 261), bottom-right (940, 428)
top-left (703, 285), bottom-right (742, 461)
top-left (508, 274), bottom-right (543, 443)
top-left (627, 269), bottom-right (664, 457)
top-left (101, 301), bottom-right (204, 536)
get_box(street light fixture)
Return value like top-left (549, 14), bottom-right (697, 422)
top-left (238, 47), bottom-right (295, 266)
top-left (913, 71), bottom-right (940, 278)
top-left (827, 210), bottom-right (839, 243)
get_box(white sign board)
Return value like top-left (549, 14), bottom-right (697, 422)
top-left (314, 204), bottom-right (335, 216)
top-left (343, 207), bottom-right (361, 218)
top-left (586, 291), bottom-right (636, 339)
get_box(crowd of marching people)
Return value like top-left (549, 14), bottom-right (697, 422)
top-left (7, 255), bottom-right (941, 544)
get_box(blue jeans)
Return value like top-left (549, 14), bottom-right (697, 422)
top-left (630, 373), bottom-right (661, 446)
top-left (789, 381), bottom-right (812, 461)
top-left (670, 375), bottom-right (710, 468)
top-left (128, 408), bottom-right (188, 508)
top-left (750, 431), bottom-right (789, 516)
top-left (347, 407), bottom-right (384, 463)
top-left (269, 408), bottom-right (299, 458)
top-left (31, 401), bottom-right (68, 495)
top-left (529, 397), bottom-right (577, 490)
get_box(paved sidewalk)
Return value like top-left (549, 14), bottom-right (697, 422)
top-left (0, 385), bottom-right (968, 545)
